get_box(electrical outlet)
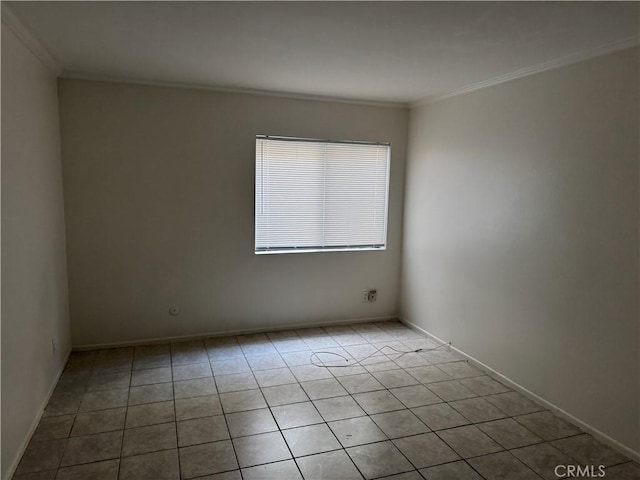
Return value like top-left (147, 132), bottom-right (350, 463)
top-left (362, 289), bottom-right (377, 303)
top-left (169, 307), bottom-right (180, 316)
top-left (368, 289), bottom-right (377, 303)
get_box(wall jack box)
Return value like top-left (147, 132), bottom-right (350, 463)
top-left (362, 289), bottom-right (377, 303)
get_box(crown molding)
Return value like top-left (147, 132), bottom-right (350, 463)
top-left (1, 2), bottom-right (61, 75)
top-left (59, 71), bottom-right (410, 109)
top-left (411, 36), bottom-right (640, 108)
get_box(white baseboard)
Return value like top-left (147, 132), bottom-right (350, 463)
top-left (73, 315), bottom-right (399, 351)
top-left (400, 317), bottom-right (640, 463)
top-left (3, 348), bottom-right (72, 480)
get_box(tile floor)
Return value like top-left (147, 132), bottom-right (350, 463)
top-left (12, 321), bottom-right (639, 480)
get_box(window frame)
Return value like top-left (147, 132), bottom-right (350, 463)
top-left (254, 135), bottom-right (391, 255)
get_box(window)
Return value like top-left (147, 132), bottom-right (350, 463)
top-left (255, 135), bottom-right (390, 254)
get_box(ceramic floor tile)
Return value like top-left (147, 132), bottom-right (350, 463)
top-left (172, 362), bottom-right (212, 381)
top-left (361, 358), bottom-right (401, 373)
top-left (511, 442), bottom-right (577, 480)
top-left (242, 459), bottom-right (303, 480)
top-left (422, 350), bottom-right (463, 364)
top-left (70, 407), bottom-right (126, 436)
top-left (390, 384), bottom-right (442, 408)
top-left (273, 339), bottom-right (309, 354)
top-left (437, 425), bottom-right (503, 458)
top-left (197, 471), bottom-right (242, 480)
top-left (175, 394), bottom-right (222, 420)
top-left (122, 422), bottom-right (177, 456)
top-left (219, 389), bottom-right (267, 413)
top-left (390, 352), bottom-right (431, 369)
top-left (240, 343), bottom-right (279, 358)
top-left (332, 333), bottom-right (368, 347)
top-left (92, 362), bottom-right (132, 376)
top-left (290, 364), bottom-right (334, 382)
top-left (233, 431), bottom-right (292, 468)
top-left (271, 401), bottom-right (324, 429)
top-left (300, 378), bottom-right (348, 400)
top-left (477, 418), bottom-right (543, 449)
top-left (177, 415), bottom-right (229, 446)
top-left (43, 393), bottom-right (83, 417)
top-left (370, 410), bottom-right (430, 439)
top-left (296, 450), bottom-right (364, 480)
top-left (328, 365), bottom-right (368, 377)
top-left (131, 367), bottom-right (172, 386)
top-left (126, 400), bottom-right (175, 428)
top-left (551, 434), bottom-right (630, 467)
top-left (514, 411), bottom-right (581, 441)
top-left (485, 392), bottom-right (544, 417)
top-left (468, 451), bottom-right (540, 480)
top-left (179, 440), bottom-right (238, 478)
top-left (411, 403), bottom-right (470, 431)
top-left (134, 344), bottom-right (170, 357)
top-left (225, 408), bottom-right (278, 438)
top-left (253, 367), bottom-right (297, 387)
top-left (60, 430), bottom-right (123, 467)
top-left (302, 336), bottom-right (340, 350)
top-left (393, 433), bottom-right (460, 469)
top-left (602, 462), bottom-right (640, 480)
top-left (13, 469), bottom-right (58, 479)
top-left (353, 390), bottom-right (406, 415)
top-left (282, 423), bottom-right (341, 457)
top-left (280, 351), bottom-right (314, 367)
top-left (378, 472), bottom-right (424, 480)
top-left (32, 414), bottom-right (75, 441)
top-left (133, 354), bottom-right (171, 371)
top-left (80, 388), bottom-right (129, 411)
top-left (128, 383), bottom-right (173, 406)
top-left (86, 372), bottom-right (131, 392)
top-left (372, 369), bottom-right (420, 389)
top-left (346, 440), bottom-right (414, 479)
top-left (328, 416), bottom-right (387, 447)
top-left (205, 337), bottom-right (243, 361)
top-left (313, 396), bottom-right (366, 422)
top-left (337, 373), bottom-right (385, 394)
top-left (405, 366), bottom-right (451, 384)
top-left (459, 376), bottom-right (510, 396)
top-left (120, 448), bottom-right (180, 480)
top-left (261, 383), bottom-right (309, 407)
top-left (15, 323), bottom-right (624, 480)
top-left (174, 377), bottom-right (217, 399)
top-left (215, 373), bottom-right (259, 393)
top-left (449, 397), bottom-right (507, 423)
top-left (419, 460), bottom-right (483, 479)
top-left (436, 361), bottom-right (482, 379)
top-left (426, 381), bottom-right (477, 402)
top-left (170, 341), bottom-right (208, 366)
top-left (211, 358), bottom-right (251, 376)
top-left (15, 439), bottom-right (67, 475)
top-left (246, 354), bottom-right (287, 371)
top-left (55, 459), bottom-right (120, 480)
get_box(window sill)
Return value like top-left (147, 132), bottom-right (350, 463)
top-left (255, 246), bottom-right (386, 255)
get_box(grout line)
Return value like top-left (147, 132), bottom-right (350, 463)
top-left (18, 321), bottom-right (639, 480)
top-left (209, 346), bottom-right (246, 480)
top-left (168, 346), bottom-right (182, 480)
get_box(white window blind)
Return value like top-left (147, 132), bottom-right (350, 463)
top-left (255, 136), bottom-right (390, 254)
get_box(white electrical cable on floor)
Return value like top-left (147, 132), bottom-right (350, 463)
top-left (310, 341), bottom-right (452, 368)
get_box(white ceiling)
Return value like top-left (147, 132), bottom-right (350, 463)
top-left (6, 1), bottom-right (639, 105)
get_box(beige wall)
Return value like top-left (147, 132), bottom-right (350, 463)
top-left (1, 27), bottom-right (71, 479)
top-left (58, 80), bottom-right (408, 346)
top-left (401, 48), bottom-right (639, 453)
